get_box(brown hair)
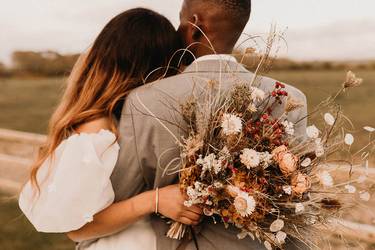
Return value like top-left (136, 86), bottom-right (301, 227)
top-left (30, 8), bottom-right (182, 191)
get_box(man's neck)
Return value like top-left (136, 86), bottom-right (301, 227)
top-left (196, 49), bottom-right (232, 58)
top-left (195, 54), bottom-right (237, 63)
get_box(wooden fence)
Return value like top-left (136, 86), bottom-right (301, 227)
top-left (0, 128), bottom-right (45, 193)
top-left (0, 128), bottom-right (374, 245)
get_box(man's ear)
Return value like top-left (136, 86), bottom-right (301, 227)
top-left (191, 14), bottom-right (203, 41)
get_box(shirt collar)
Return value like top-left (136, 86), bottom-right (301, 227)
top-left (195, 54), bottom-right (237, 63)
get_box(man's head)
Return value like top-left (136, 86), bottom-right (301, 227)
top-left (178, 0), bottom-right (251, 59)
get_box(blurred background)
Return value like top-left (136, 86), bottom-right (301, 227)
top-left (0, 0), bottom-right (374, 249)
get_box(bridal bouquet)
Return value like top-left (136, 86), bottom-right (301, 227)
top-left (166, 69), bottom-right (373, 249)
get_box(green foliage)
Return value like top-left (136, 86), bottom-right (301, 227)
top-left (0, 77), bottom-right (63, 134)
top-left (0, 193), bottom-right (73, 249)
top-left (11, 51), bottom-right (79, 77)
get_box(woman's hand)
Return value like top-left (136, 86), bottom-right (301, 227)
top-left (158, 184), bottom-right (202, 226)
top-left (66, 185), bottom-right (202, 243)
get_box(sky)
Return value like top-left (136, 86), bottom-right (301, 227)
top-left (1, 0), bottom-right (375, 65)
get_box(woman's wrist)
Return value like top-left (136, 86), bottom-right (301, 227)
top-left (144, 190), bottom-right (158, 215)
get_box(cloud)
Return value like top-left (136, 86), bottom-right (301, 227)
top-left (0, 0), bottom-right (374, 64)
top-left (286, 20), bottom-right (375, 60)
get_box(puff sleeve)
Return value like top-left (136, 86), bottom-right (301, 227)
top-left (19, 130), bottom-right (120, 233)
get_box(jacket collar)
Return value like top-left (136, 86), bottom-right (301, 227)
top-left (183, 54), bottom-right (248, 73)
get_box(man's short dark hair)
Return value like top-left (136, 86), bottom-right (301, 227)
top-left (182, 0), bottom-right (252, 53)
top-left (215, 0), bottom-right (251, 16)
top-left (186, 0), bottom-right (251, 27)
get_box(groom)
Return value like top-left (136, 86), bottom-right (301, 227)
top-left (112, 0), bottom-right (307, 249)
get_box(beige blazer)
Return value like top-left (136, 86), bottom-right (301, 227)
top-left (111, 59), bottom-right (308, 250)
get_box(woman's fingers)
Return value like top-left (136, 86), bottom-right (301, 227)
top-left (186, 205), bottom-right (203, 215)
top-left (184, 205), bottom-right (203, 214)
top-left (181, 210), bottom-right (201, 221)
top-left (179, 217), bottom-right (199, 226)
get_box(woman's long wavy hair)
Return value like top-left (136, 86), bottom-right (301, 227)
top-left (29, 8), bottom-right (182, 191)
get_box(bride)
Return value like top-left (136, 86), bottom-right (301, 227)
top-left (18, 8), bottom-right (202, 250)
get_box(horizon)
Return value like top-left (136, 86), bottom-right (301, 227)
top-left (1, 0), bottom-right (375, 65)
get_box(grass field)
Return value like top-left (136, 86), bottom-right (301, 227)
top-left (0, 70), bottom-right (374, 249)
top-left (0, 193), bottom-right (74, 250)
top-left (1, 70), bottom-right (374, 135)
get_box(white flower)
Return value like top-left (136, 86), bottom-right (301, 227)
top-left (248, 232), bottom-right (255, 240)
top-left (276, 231), bottom-right (287, 244)
top-left (282, 120), bottom-right (295, 136)
top-left (219, 146), bottom-right (231, 159)
top-left (282, 185), bottom-right (292, 195)
top-left (295, 203), bottom-right (305, 213)
top-left (264, 241), bottom-right (273, 250)
top-left (259, 151), bottom-right (273, 168)
top-left (306, 125), bottom-right (320, 139)
top-left (237, 231), bottom-right (248, 240)
top-left (237, 231), bottom-right (255, 240)
top-left (343, 71), bottom-right (363, 89)
top-left (317, 170), bottom-right (334, 187)
top-left (301, 158), bottom-right (312, 167)
top-left (221, 113), bottom-right (242, 135)
top-left (184, 200), bottom-right (194, 207)
top-left (345, 185), bottom-right (356, 194)
top-left (270, 219), bottom-right (285, 232)
top-left (315, 145), bottom-right (325, 157)
top-left (233, 190), bottom-right (256, 217)
top-left (324, 113), bottom-right (336, 126)
top-left (197, 154), bottom-right (222, 177)
top-left (364, 126), bottom-right (375, 133)
top-left (359, 191), bottom-right (371, 201)
top-left (344, 133), bottom-right (354, 145)
top-left (240, 148), bottom-right (260, 169)
top-left (213, 181), bottom-right (224, 189)
top-left (185, 182), bottom-right (208, 206)
top-left (250, 87), bottom-right (266, 102)
top-left (314, 139), bottom-right (325, 157)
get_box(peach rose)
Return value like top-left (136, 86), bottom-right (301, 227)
top-left (278, 152), bottom-right (298, 175)
top-left (272, 145), bottom-right (288, 161)
top-left (291, 173), bottom-right (311, 195)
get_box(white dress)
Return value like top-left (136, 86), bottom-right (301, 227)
top-left (19, 130), bottom-right (156, 250)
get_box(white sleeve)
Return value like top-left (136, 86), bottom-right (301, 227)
top-left (19, 130), bottom-right (120, 233)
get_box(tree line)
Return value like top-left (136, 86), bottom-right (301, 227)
top-left (0, 51), bottom-right (79, 77)
top-left (1, 50), bottom-right (374, 78)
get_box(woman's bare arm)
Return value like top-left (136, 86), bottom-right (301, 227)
top-left (67, 185), bottom-right (202, 242)
top-left (66, 190), bottom-right (155, 242)
top-left (66, 119), bottom-right (202, 242)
